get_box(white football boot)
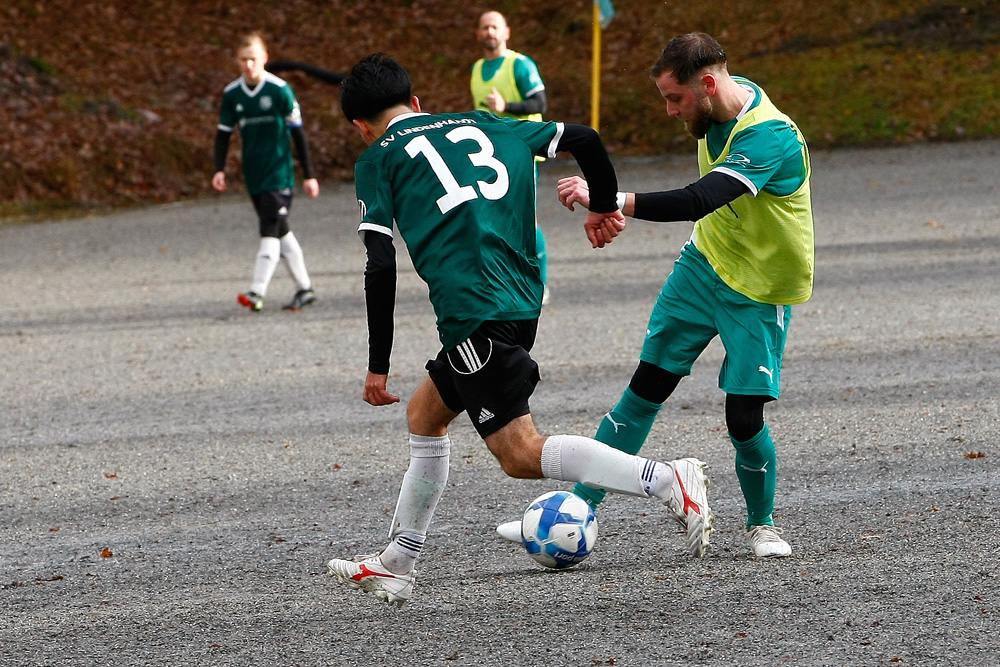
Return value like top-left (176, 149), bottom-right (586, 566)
top-left (327, 553), bottom-right (415, 606)
top-left (747, 525), bottom-right (792, 558)
top-left (659, 458), bottom-right (714, 558)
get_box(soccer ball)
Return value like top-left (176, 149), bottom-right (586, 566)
top-left (520, 490), bottom-right (599, 569)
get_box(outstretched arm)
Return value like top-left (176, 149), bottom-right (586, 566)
top-left (558, 170), bottom-right (749, 223)
top-left (632, 171), bottom-right (749, 222)
top-left (266, 60), bottom-right (345, 85)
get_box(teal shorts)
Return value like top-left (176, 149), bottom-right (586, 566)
top-left (639, 242), bottom-right (791, 399)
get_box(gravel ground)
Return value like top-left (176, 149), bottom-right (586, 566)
top-left (2, 140), bottom-right (999, 667)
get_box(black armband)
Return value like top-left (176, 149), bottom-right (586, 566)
top-left (214, 129), bottom-right (231, 173)
top-left (556, 123), bottom-right (619, 213)
top-left (290, 126), bottom-right (315, 180)
top-left (633, 171), bottom-right (749, 222)
top-left (363, 231), bottom-right (396, 375)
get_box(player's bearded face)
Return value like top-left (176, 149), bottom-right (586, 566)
top-left (477, 15), bottom-right (509, 51)
top-left (656, 71), bottom-right (714, 139)
top-left (479, 30), bottom-right (499, 49)
top-left (685, 93), bottom-right (714, 139)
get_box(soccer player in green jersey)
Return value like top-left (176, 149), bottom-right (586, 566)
top-left (471, 10), bottom-right (551, 304)
top-left (500, 33), bottom-right (813, 559)
top-left (325, 54), bottom-right (713, 606)
top-left (212, 32), bottom-right (319, 312)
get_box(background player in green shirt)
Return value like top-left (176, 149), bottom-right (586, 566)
top-left (325, 53), bottom-right (713, 606)
top-left (471, 10), bottom-right (552, 304)
top-left (500, 33), bottom-right (813, 559)
top-left (212, 32), bottom-right (319, 312)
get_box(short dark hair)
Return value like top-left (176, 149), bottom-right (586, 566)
top-left (340, 53), bottom-right (413, 122)
top-left (650, 33), bottom-right (727, 85)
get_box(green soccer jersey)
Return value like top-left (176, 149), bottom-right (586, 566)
top-left (704, 77), bottom-right (807, 197)
top-left (218, 72), bottom-right (302, 195)
top-left (355, 111), bottom-right (561, 349)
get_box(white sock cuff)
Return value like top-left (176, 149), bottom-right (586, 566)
top-left (540, 435), bottom-right (565, 481)
top-left (408, 433), bottom-right (451, 458)
top-left (390, 530), bottom-right (426, 553)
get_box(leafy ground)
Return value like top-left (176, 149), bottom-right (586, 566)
top-left (2, 0), bottom-right (999, 220)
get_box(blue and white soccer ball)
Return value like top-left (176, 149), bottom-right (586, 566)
top-left (520, 490), bottom-right (599, 569)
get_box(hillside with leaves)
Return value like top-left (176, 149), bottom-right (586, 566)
top-left (3, 0), bottom-right (1000, 219)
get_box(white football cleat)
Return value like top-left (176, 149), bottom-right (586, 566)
top-left (327, 553), bottom-right (415, 606)
top-left (747, 525), bottom-right (792, 558)
top-left (660, 458), bottom-right (714, 558)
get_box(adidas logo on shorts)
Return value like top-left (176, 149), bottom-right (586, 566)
top-left (478, 407), bottom-right (495, 424)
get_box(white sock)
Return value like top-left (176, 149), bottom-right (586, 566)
top-left (279, 231), bottom-right (312, 291)
top-left (540, 434), bottom-right (671, 498)
top-left (381, 434), bottom-right (450, 574)
top-left (250, 237), bottom-right (281, 296)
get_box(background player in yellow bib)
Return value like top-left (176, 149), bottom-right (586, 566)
top-left (471, 10), bottom-right (552, 304)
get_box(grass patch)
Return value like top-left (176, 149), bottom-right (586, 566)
top-left (749, 42), bottom-right (1000, 146)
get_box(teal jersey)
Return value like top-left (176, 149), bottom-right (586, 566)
top-left (218, 72), bottom-right (302, 195)
top-left (355, 111), bottom-right (562, 349)
top-left (705, 77), bottom-right (807, 197)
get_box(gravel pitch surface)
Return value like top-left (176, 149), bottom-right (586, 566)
top-left (2, 141), bottom-right (999, 666)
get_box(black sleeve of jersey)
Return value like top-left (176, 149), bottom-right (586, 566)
top-left (555, 123), bottom-right (619, 214)
top-left (633, 171), bottom-right (749, 222)
top-left (214, 129), bottom-right (231, 173)
top-left (363, 231), bottom-right (397, 375)
top-left (266, 60), bottom-right (345, 85)
top-left (289, 126), bottom-right (316, 180)
top-left (503, 90), bottom-right (547, 116)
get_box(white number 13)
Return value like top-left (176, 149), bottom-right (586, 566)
top-left (404, 127), bottom-right (510, 214)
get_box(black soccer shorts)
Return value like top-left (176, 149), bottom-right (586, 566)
top-left (250, 188), bottom-right (293, 238)
top-left (426, 319), bottom-right (540, 438)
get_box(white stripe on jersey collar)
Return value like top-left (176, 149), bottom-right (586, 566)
top-left (386, 111), bottom-right (430, 128)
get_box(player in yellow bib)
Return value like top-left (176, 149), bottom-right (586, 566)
top-left (499, 33), bottom-right (813, 560)
top-left (471, 11), bottom-right (551, 304)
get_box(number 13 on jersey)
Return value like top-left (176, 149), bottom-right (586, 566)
top-left (404, 127), bottom-right (510, 214)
